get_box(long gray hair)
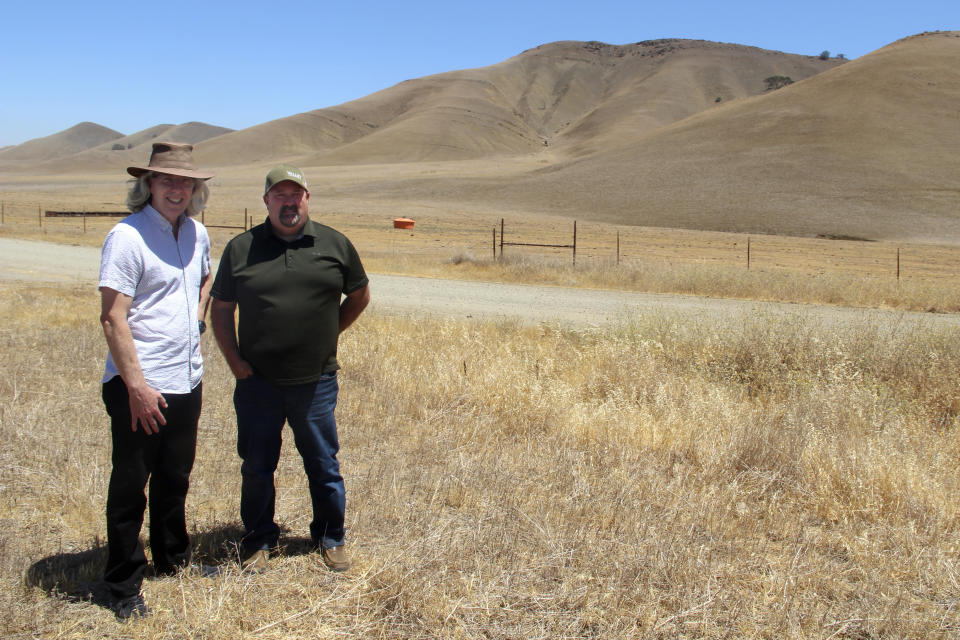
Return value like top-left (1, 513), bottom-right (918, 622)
top-left (126, 172), bottom-right (210, 217)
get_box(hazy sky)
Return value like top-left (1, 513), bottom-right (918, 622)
top-left (1, 0), bottom-right (955, 147)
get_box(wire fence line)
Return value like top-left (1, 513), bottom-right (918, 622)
top-left (491, 218), bottom-right (960, 281)
top-left (3, 200), bottom-right (960, 281)
top-left (0, 200), bottom-right (248, 231)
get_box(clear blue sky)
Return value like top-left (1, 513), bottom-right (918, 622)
top-left (0, 0), bottom-right (955, 147)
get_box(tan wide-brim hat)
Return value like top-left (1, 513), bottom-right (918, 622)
top-left (127, 142), bottom-right (214, 180)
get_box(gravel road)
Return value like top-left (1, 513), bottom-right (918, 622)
top-left (2, 237), bottom-right (958, 331)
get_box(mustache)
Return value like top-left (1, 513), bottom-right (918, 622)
top-left (280, 205), bottom-right (299, 214)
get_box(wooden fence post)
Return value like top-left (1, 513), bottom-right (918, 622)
top-left (572, 220), bottom-right (577, 266)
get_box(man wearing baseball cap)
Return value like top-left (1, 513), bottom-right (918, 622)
top-left (210, 164), bottom-right (370, 573)
top-left (98, 142), bottom-right (214, 619)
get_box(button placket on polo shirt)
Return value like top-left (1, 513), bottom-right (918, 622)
top-left (152, 208), bottom-right (195, 390)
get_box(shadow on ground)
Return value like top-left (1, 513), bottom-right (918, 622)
top-left (25, 523), bottom-right (325, 605)
top-left (23, 542), bottom-right (113, 608)
top-left (21, 523), bottom-right (321, 611)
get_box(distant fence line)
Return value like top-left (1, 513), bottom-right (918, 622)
top-left (497, 218), bottom-right (577, 264)
top-left (0, 201), bottom-right (247, 232)
top-left (4, 200), bottom-right (960, 281)
top-left (492, 218), bottom-right (958, 281)
top-left (45, 211), bottom-right (127, 217)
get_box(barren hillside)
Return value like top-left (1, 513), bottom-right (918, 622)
top-left (193, 39), bottom-right (842, 166)
top-left (491, 32), bottom-right (960, 241)
top-left (1, 33), bottom-right (958, 243)
top-left (0, 39), bottom-right (840, 172)
top-left (0, 122), bottom-right (234, 173)
top-left (0, 122), bottom-right (121, 166)
top-left (310, 32), bottom-right (959, 243)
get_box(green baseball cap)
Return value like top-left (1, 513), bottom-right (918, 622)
top-left (264, 164), bottom-right (309, 196)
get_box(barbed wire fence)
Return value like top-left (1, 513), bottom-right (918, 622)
top-left (4, 199), bottom-right (960, 281)
top-left (490, 218), bottom-right (960, 281)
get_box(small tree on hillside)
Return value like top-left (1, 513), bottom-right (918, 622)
top-left (764, 75), bottom-right (794, 91)
top-left (819, 50), bottom-right (830, 60)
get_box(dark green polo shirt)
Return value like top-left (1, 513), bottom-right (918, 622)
top-left (211, 219), bottom-right (368, 385)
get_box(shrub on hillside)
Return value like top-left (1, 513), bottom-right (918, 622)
top-left (764, 75), bottom-right (794, 91)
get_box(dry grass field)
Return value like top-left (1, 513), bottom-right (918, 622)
top-left (2, 29), bottom-right (959, 638)
top-left (2, 275), bottom-right (960, 638)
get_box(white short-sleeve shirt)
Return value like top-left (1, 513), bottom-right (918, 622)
top-left (99, 205), bottom-right (210, 393)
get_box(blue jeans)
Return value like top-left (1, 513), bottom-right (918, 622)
top-left (234, 372), bottom-right (345, 552)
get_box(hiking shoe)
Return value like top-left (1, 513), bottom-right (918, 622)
top-left (320, 545), bottom-right (350, 572)
top-left (111, 593), bottom-right (149, 620)
top-left (241, 549), bottom-right (271, 573)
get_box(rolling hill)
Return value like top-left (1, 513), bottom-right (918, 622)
top-left (0, 122), bottom-right (122, 166)
top-left (0, 122), bottom-right (233, 173)
top-left (197, 39), bottom-right (845, 166)
top-left (1, 32), bottom-right (957, 243)
top-left (435, 31), bottom-right (960, 242)
top-left (0, 39), bottom-right (841, 171)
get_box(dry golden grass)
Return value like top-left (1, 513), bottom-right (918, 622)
top-left (2, 278), bottom-right (960, 638)
top-left (2, 33), bottom-right (958, 636)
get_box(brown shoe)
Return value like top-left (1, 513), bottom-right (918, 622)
top-left (320, 545), bottom-right (350, 572)
top-left (241, 549), bottom-right (270, 573)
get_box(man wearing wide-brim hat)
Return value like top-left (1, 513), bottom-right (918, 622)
top-left (98, 142), bottom-right (214, 620)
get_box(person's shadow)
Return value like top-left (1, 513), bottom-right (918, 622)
top-left (21, 524), bottom-right (317, 613)
top-left (23, 540), bottom-right (113, 609)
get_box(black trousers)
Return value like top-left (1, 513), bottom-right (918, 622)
top-left (101, 376), bottom-right (201, 599)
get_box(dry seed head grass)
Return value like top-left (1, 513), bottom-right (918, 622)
top-left (2, 283), bottom-right (960, 638)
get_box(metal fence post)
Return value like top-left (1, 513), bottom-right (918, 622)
top-left (499, 218), bottom-right (504, 260)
